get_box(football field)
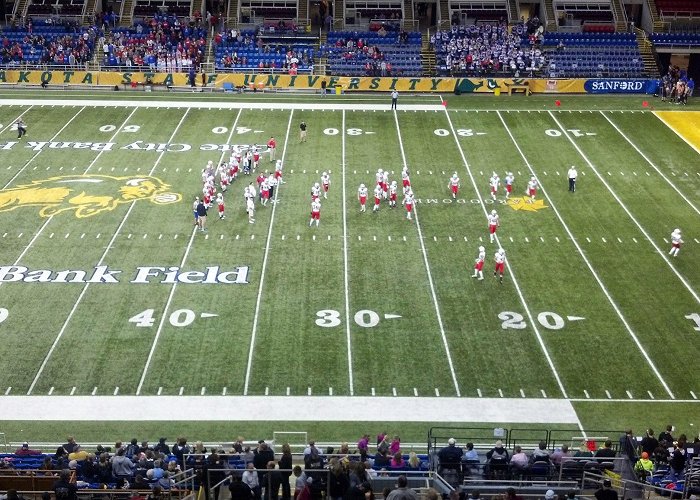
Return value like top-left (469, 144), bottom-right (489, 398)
top-left (0, 92), bottom-right (698, 432)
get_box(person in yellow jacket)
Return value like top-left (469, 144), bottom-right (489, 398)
top-left (634, 452), bottom-right (654, 481)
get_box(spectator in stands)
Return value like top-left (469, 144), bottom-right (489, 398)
top-left (255, 443), bottom-right (275, 487)
top-left (386, 475), bottom-right (417, 500)
top-left (53, 469), bottom-right (78, 500)
top-left (652, 441), bottom-right (670, 470)
top-left (390, 452), bottom-right (405, 469)
top-left (659, 425), bottom-right (675, 445)
top-left (438, 439), bottom-right (463, 475)
top-left (510, 446), bottom-right (529, 473)
top-left (68, 444), bottom-right (88, 462)
top-left (634, 452), bottom-right (653, 481)
top-left (619, 430), bottom-right (637, 463)
top-left (574, 443), bottom-right (593, 458)
top-left (669, 442), bottom-right (686, 480)
top-left (293, 465), bottom-right (307, 498)
top-left (407, 452), bottom-right (421, 470)
top-left (264, 461), bottom-right (283, 500)
top-left (154, 438), bottom-right (170, 455)
top-left (485, 440), bottom-right (509, 478)
top-left (15, 442), bottom-right (42, 456)
top-left (594, 479), bottom-right (617, 500)
top-left (374, 450), bottom-right (390, 468)
top-left (111, 447), bottom-right (134, 481)
top-left (640, 430), bottom-right (659, 457)
top-left (594, 440), bottom-right (615, 459)
top-left (551, 445), bottom-right (572, 467)
top-left (172, 437), bottom-right (191, 468)
top-left (531, 441), bottom-right (551, 464)
top-left (278, 443), bottom-right (293, 500)
top-left (328, 458), bottom-right (350, 500)
top-left (231, 473), bottom-right (254, 500)
top-left (62, 436), bottom-right (77, 454)
top-left (243, 462), bottom-right (261, 500)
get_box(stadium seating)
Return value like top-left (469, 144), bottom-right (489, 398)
top-left (321, 30), bottom-right (423, 77)
top-left (541, 33), bottom-right (644, 78)
top-left (0, 21), bottom-right (97, 65)
top-left (214, 29), bottom-right (315, 72)
top-left (650, 32), bottom-right (700, 46)
top-left (655, 0), bottom-right (700, 15)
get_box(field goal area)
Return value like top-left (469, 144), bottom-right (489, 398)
top-left (273, 431), bottom-right (309, 451)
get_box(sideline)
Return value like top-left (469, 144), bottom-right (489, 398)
top-left (0, 396), bottom-right (580, 423)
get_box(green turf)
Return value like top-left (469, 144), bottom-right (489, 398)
top-left (0, 91), bottom-right (698, 442)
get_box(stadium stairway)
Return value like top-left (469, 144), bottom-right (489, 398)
top-left (13, 0), bottom-right (30, 21)
top-left (506, 0), bottom-right (518, 23)
top-left (82, 0), bottom-right (99, 25)
top-left (437, 0), bottom-right (448, 28)
top-left (332, 0), bottom-right (343, 30)
top-left (635, 28), bottom-right (661, 76)
top-left (421, 38), bottom-right (435, 76)
top-left (610, 0), bottom-right (628, 32)
top-left (646, 0), bottom-right (668, 32)
top-left (118, 0), bottom-right (134, 27)
top-left (298, 0), bottom-right (309, 28)
top-left (544, 0), bottom-right (557, 32)
top-left (227, 0), bottom-right (240, 26)
top-left (403, 0), bottom-right (414, 28)
top-left (191, 0), bottom-right (204, 19)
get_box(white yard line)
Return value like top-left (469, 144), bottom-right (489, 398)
top-left (653, 111), bottom-right (700, 156)
top-left (393, 111), bottom-right (461, 397)
top-left (0, 105), bottom-right (33, 135)
top-left (3, 106), bottom-right (85, 189)
top-left (243, 110), bottom-right (295, 396)
top-left (0, 396), bottom-right (581, 423)
top-left (443, 108), bottom-right (569, 399)
top-left (27, 108), bottom-right (192, 395)
top-left (600, 111), bottom-right (700, 217)
top-left (136, 108), bottom-right (243, 395)
top-left (341, 110), bottom-right (355, 395)
top-left (548, 111), bottom-right (700, 306)
top-left (84, 107), bottom-right (139, 173)
top-left (497, 111), bottom-right (675, 399)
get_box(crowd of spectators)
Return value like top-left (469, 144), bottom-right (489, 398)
top-left (100, 14), bottom-right (206, 70)
top-left (432, 21), bottom-right (546, 77)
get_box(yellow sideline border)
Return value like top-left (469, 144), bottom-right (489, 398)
top-left (654, 111), bottom-right (700, 153)
top-left (0, 69), bottom-right (590, 93)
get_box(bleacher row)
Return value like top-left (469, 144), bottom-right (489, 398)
top-left (655, 0), bottom-right (700, 15)
top-left (0, 22), bottom-right (97, 65)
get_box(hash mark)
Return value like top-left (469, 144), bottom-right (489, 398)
top-left (584, 390), bottom-right (590, 399)
top-left (413, 387), bottom-right (418, 397)
top-left (617, 237), bottom-right (622, 243)
top-left (695, 238), bottom-right (700, 244)
top-left (448, 236), bottom-right (452, 242)
top-left (540, 236), bottom-right (544, 242)
top-left (605, 390), bottom-right (612, 399)
top-left (403, 236), bottom-right (406, 241)
top-left (520, 389), bottom-right (526, 398)
top-left (371, 387), bottom-right (376, 396)
top-left (329, 387), bottom-right (333, 396)
top-left (114, 387), bottom-right (119, 396)
top-left (17, 233), bottom-right (22, 238)
top-left (464, 236), bottom-right (468, 241)
top-left (3, 387), bottom-right (9, 395)
top-left (143, 234), bottom-right (147, 239)
top-left (49, 233), bottom-right (54, 238)
top-left (235, 234), bottom-right (239, 240)
top-left (626, 390), bottom-right (633, 399)
top-left (543, 171), bottom-right (548, 176)
top-left (327, 235), bottom-right (331, 240)
top-left (433, 236), bottom-right (437, 242)
top-left (525, 237), bottom-right (529, 242)
top-left (633, 237), bottom-right (638, 243)
top-left (373, 235), bottom-right (376, 241)
top-left (633, 172), bottom-right (637, 176)
top-left (179, 387), bottom-right (184, 396)
top-left (586, 237), bottom-right (591, 242)
top-left (297, 235), bottom-right (300, 240)
top-left (2, 233), bottom-right (5, 238)
top-left (358, 235), bottom-right (361, 241)
top-left (646, 172), bottom-right (650, 176)
top-left (281, 235), bottom-right (285, 240)
top-left (128, 234), bottom-right (132, 239)
top-left (388, 235), bottom-right (392, 241)
top-left (201, 387), bottom-right (206, 395)
top-left (435, 388), bottom-right (440, 397)
top-left (205, 234), bottom-right (209, 240)
top-left (91, 386), bottom-right (97, 396)
top-left (555, 237), bottom-right (560, 242)
top-left (220, 234), bottom-right (224, 240)
top-left (498, 389), bottom-right (504, 397)
top-left (64, 233), bottom-right (70, 239)
top-left (647, 390), bottom-right (654, 400)
top-left (286, 387), bottom-right (290, 396)
top-left (392, 387), bottom-right (397, 397)
top-left (265, 387), bottom-right (269, 395)
top-left (157, 387), bottom-right (162, 395)
top-left (540, 390), bottom-right (547, 398)
top-left (250, 234), bottom-right (254, 240)
top-left (80, 233), bottom-right (85, 239)
top-left (691, 391), bottom-right (697, 400)
top-left (70, 387), bottom-right (76, 396)
top-left (174, 234), bottom-right (178, 239)
top-left (307, 387), bottom-right (312, 396)
top-left (477, 389), bottom-right (482, 397)
top-left (48, 387), bottom-right (54, 395)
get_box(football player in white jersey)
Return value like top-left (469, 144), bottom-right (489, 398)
top-left (309, 199), bottom-right (321, 227)
top-left (448, 172), bottom-right (460, 199)
top-left (401, 166), bottom-right (411, 188)
top-left (404, 188), bottom-right (414, 220)
top-left (321, 171), bottom-right (331, 199)
top-left (526, 176), bottom-right (538, 203)
top-left (311, 182), bottom-right (321, 201)
top-left (358, 183), bottom-right (368, 212)
top-left (503, 172), bottom-right (514, 199)
top-left (382, 170), bottom-right (390, 199)
top-left (274, 159), bottom-right (284, 184)
top-left (488, 209), bottom-right (500, 243)
top-left (669, 228), bottom-right (683, 256)
top-left (373, 184), bottom-right (383, 212)
top-left (389, 180), bottom-right (398, 208)
top-left (494, 248), bottom-right (506, 284)
top-left (216, 192), bottom-right (225, 219)
top-left (472, 245), bottom-right (486, 280)
top-left (489, 172), bottom-right (500, 201)
top-left (376, 169), bottom-right (384, 187)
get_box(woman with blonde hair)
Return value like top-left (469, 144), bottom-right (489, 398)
top-left (407, 452), bottom-right (421, 470)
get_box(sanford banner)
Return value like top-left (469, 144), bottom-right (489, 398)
top-left (0, 70), bottom-right (657, 94)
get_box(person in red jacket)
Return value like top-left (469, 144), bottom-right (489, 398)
top-left (15, 442), bottom-right (42, 456)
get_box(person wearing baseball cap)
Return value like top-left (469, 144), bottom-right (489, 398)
top-left (15, 442), bottom-right (42, 457)
top-left (595, 479), bottom-right (618, 500)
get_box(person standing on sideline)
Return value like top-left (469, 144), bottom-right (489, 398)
top-left (196, 198), bottom-right (208, 232)
top-left (568, 166), bottom-right (577, 192)
top-left (391, 90), bottom-right (399, 110)
top-left (16, 118), bottom-right (27, 138)
top-left (299, 121), bottom-right (307, 143)
top-left (267, 136), bottom-right (276, 162)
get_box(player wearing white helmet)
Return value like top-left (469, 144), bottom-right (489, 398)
top-left (448, 172), bottom-right (460, 199)
top-left (373, 184), bottom-right (383, 212)
top-left (494, 248), bottom-right (506, 284)
top-left (669, 228), bottom-right (683, 257)
top-left (382, 170), bottom-right (389, 199)
top-left (526, 176), bottom-right (538, 203)
top-left (489, 172), bottom-right (500, 201)
top-left (402, 166), bottom-right (411, 188)
top-left (311, 182), bottom-right (321, 201)
top-left (274, 159), bottom-right (285, 184)
top-left (358, 183), bottom-right (368, 212)
top-left (389, 180), bottom-right (398, 207)
top-left (309, 199), bottom-right (321, 227)
top-left (472, 245), bottom-right (486, 280)
top-left (504, 172), bottom-right (514, 199)
top-left (321, 171), bottom-right (331, 199)
top-left (216, 192), bottom-right (225, 219)
top-left (487, 209), bottom-right (500, 243)
top-left (376, 169), bottom-right (384, 187)
top-left (404, 187), bottom-right (414, 220)
top-left (260, 176), bottom-right (270, 206)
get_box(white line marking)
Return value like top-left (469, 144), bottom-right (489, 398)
top-left (520, 389), bottom-right (525, 398)
top-left (114, 387), bottom-right (119, 396)
top-left (626, 390), bottom-right (633, 399)
top-left (605, 390), bottom-right (612, 399)
top-left (549, 111), bottom-right (700, 308)
top-left (392, 387), bottom-right (397, 397)
top-left (3, 387), bottom-right (10, 395)
top-left (48, 387), bottom-right (54, 395)
top-left (394, 110), bottom-right (461, 397)
top-left (137, 108), bottom-right (232, 395)
top-left (452, 110), bottom-right (567, 398)
top-left (653, 111), bottom-right (700, 155)
top-left (157, 387), bottom-right (162, 395)
top-left (477, 389), bottom-right (482, 397)
top-left (329, 387), bottom-right (333, 396)
top-left (371, 387), bottom-right (375, 396)
top-left (179, 387), bottom-right (184, 396)
top-left (541, 390), bottom-right (547, 398)
top-left (243, 110), bottom-right (295, 395)
top-left (584, 390), bottom-right (590, 399)
top-left (286, 387), bottom-right (290, 396)
top-left (222, 387), bottom-right (227, 395)
top-left (498, 389), bottom-right (504, 398)
top-left (3, 107), bottom-right (85, 189)
top-left (602, 112), bottom-right (700, 216)
top-left (647, 391), bottom-right (654, 399)
top-left (70, 387), bottom-right (76, 396)
top-left (91, 387), bottom-right (97, 396)
top-left (265, 387), bottom-right (269, 396)
top-left (307, 387), bottom-right (312, 396)
top-left (84, 108), bottom-right (139, 173)
top-left (500, 111), bottom-right (675, 399)
top-left (201, 387), bottom-right (206, 395)
top-left (435, 388), bottom-right (440, 397)
top-left (341, 110), bottom-right (354, 395)
top-left (413, 387), bottom-right (418, 397)
top-left (691, 391), bottom-right (697, 400)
